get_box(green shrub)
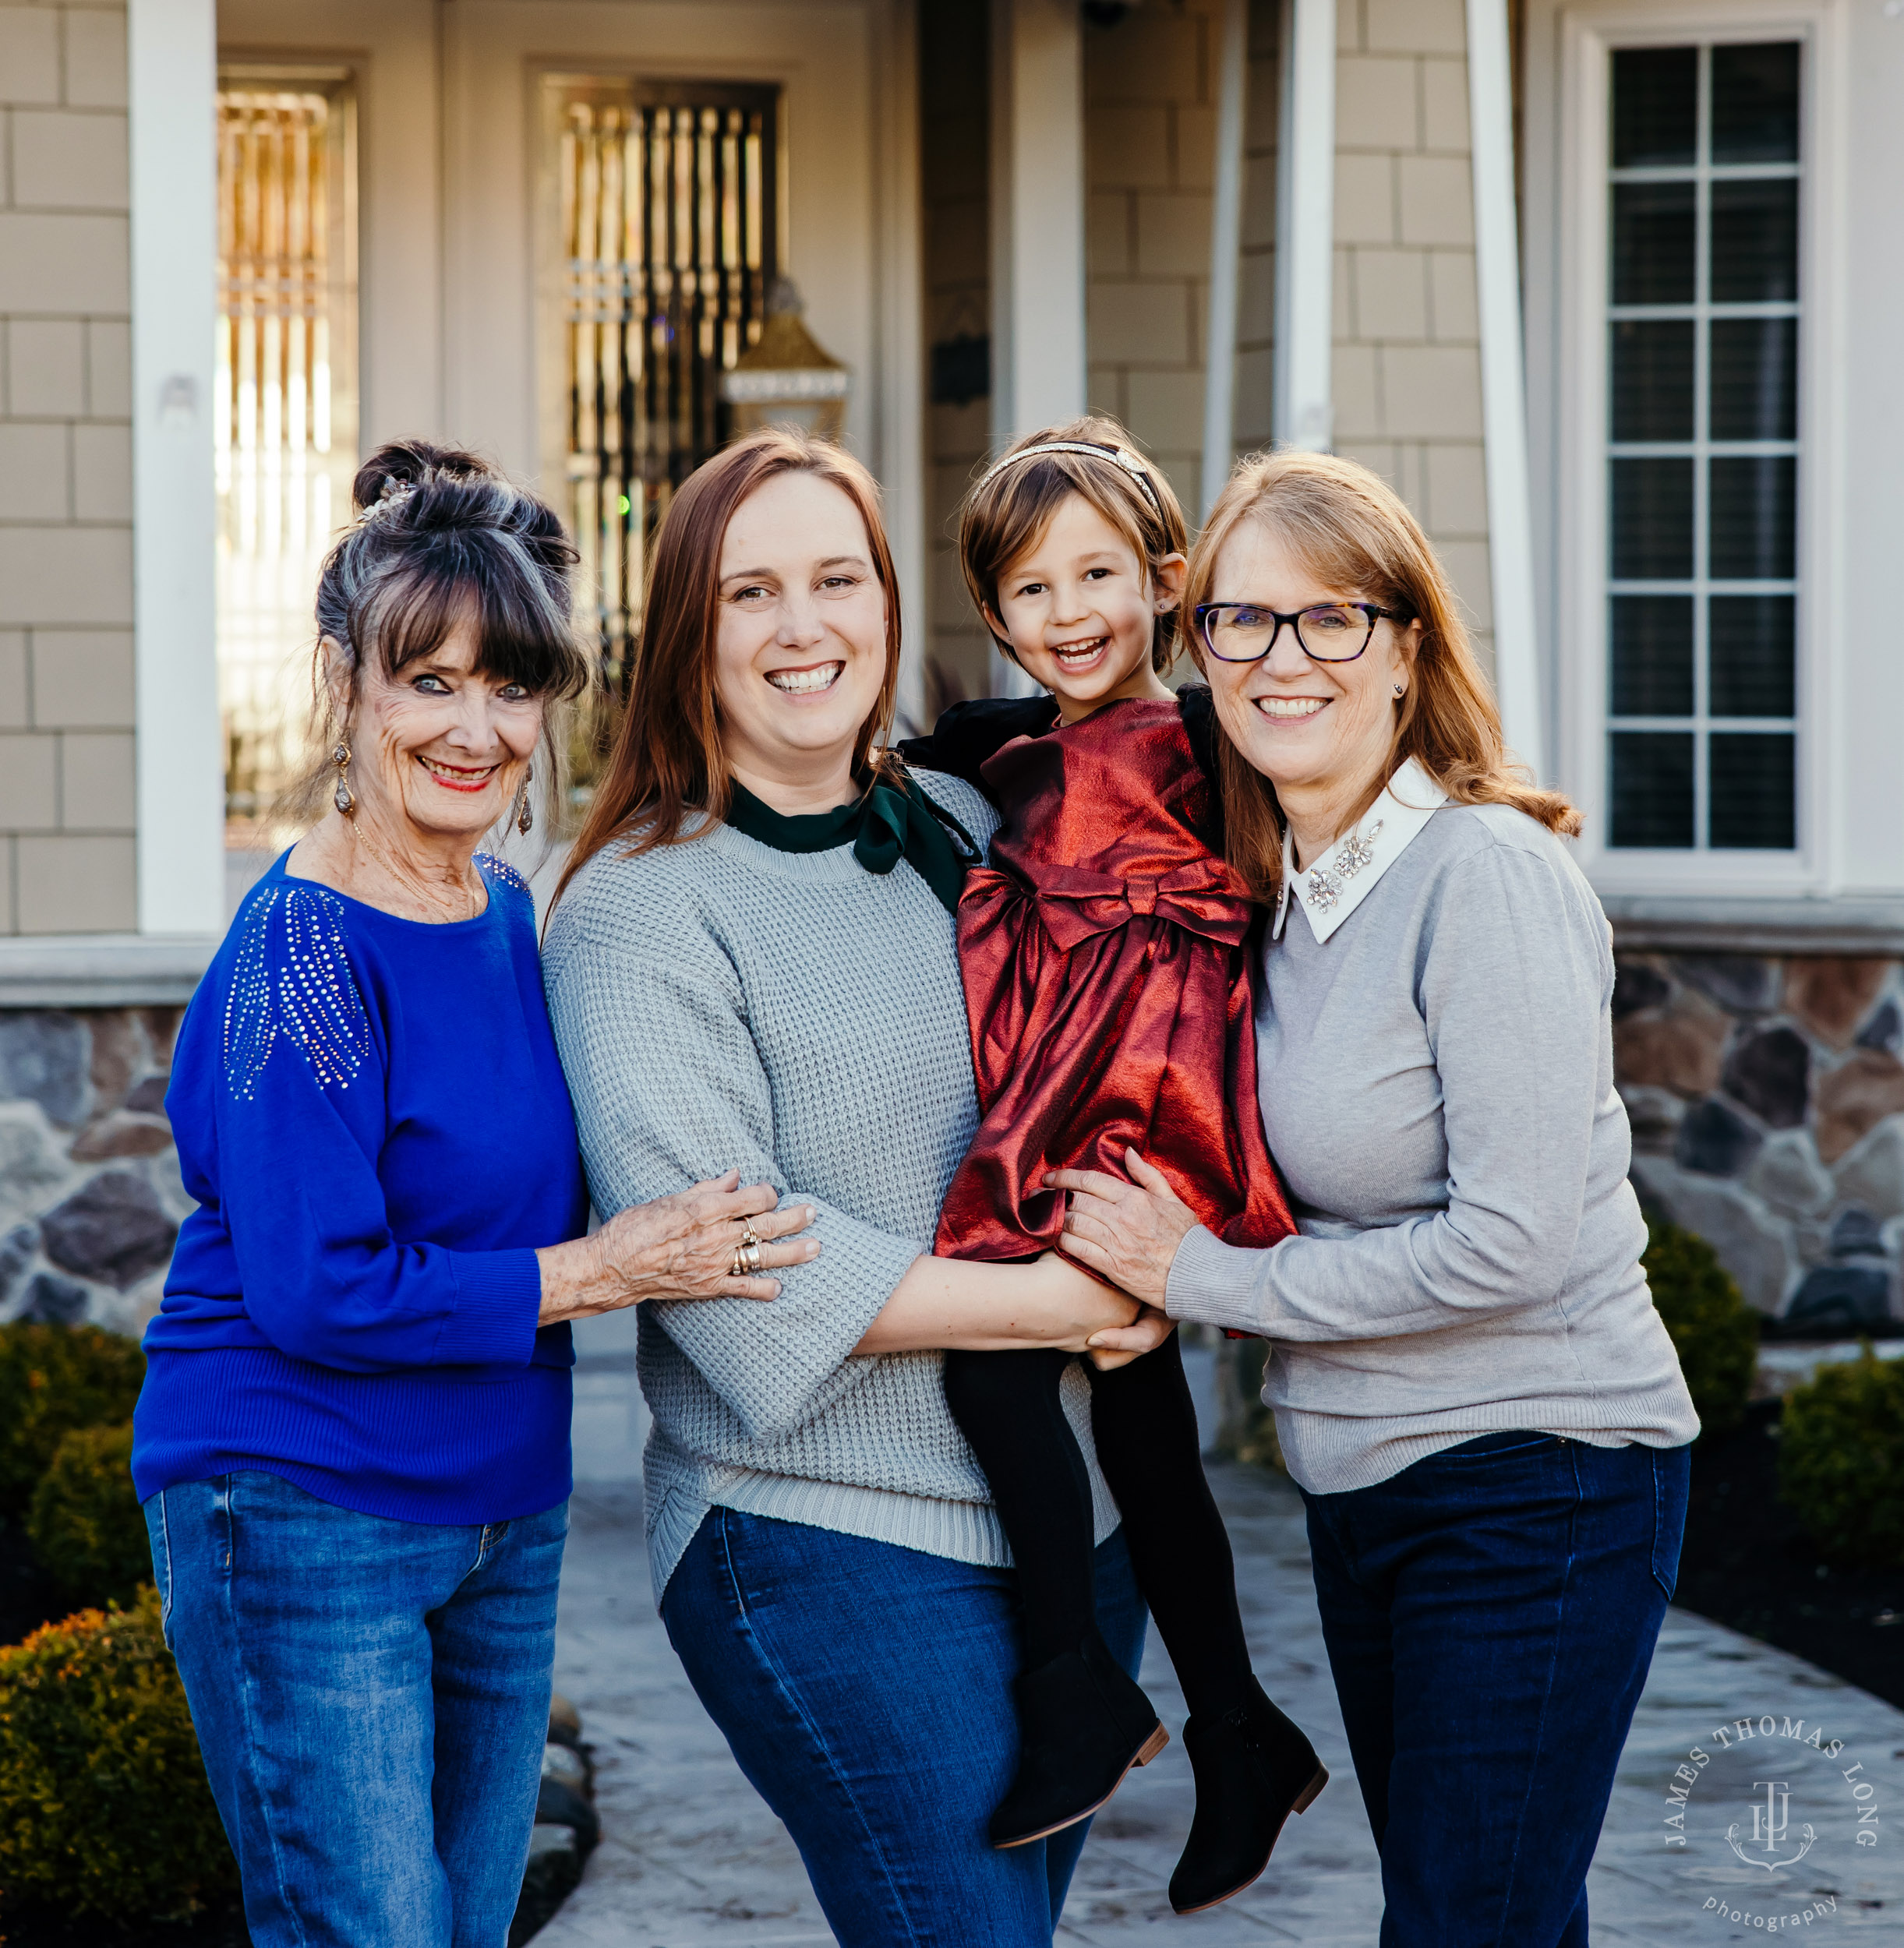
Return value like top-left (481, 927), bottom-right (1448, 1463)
top-left (1778, 1346), bottom-right (1904, 1569)
top-left (0, 1586), bottom-right (236, 1927)
top-left (0, 1322), bottom-right (145, 1519)
top-left (28, 1420), bottom-right (149, 1612)
top-left (1643, 1219), bottom-right (1760, 1438)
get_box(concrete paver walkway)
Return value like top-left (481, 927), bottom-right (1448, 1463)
top-left (541, 1327), bottom-right (1904, 1946)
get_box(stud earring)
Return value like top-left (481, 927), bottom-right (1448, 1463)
top-left (514, 763), bottom-right (534, 836)
top-left (1394, 683), bottom-right (1406, 699)
top-left (332, 736), bottom-right (355, 814)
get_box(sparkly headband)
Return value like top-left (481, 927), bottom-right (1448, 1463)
top-left (976, 439), bottom-right (1165, 517)
top-left (353, 478), bottom-right (419, 526)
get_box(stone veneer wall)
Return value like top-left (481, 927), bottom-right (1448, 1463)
top-left (0, 0), bottom-right (139, 933)
top-left (0, 1008), bottom-right (185, 1334)
top-left (1615, 952), bottom-right (1904, 1328)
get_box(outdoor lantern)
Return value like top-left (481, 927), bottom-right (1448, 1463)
top-left (722, 278), bottom-right (850, 440)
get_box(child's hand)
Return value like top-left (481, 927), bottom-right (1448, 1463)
top-left (1046, 1148), bottom-right (1200, 1307)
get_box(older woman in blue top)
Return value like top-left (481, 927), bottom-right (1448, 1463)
top-left (132, 441), bottom-right (817, 1948)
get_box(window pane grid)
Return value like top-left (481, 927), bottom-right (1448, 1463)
top-left (1605, 39), bottom-right (1800, 853)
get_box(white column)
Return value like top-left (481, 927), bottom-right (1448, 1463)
top-left (1273, 0), bottom-right (1336, 452)
top-left (129, 0), bottom-right (224, 937)
top-left (1465, 0), bottom-right (1545, 778)
top-left (988, 0), bottom-right (1086, 695)
top-left (1200, 0), bottom-right (1250, 519)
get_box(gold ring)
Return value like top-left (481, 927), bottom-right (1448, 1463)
top-left (741, 1241), bottom-right (763, 1276)
top-left (740, 1219), bottom-right (761, 1250)
top-left (729, 1245), bottom-right (747, 1279)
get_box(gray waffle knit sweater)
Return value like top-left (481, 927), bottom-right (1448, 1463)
top-left (541, 771), bottom-right (1119, 1600)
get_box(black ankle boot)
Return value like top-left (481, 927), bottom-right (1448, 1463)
top-left (1168, 1677), bottom-right (1328, 1914)
top-left (989, 1630), bottom-right (1167, 1848)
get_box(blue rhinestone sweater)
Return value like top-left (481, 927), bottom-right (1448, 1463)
top-left (132, 850), bottom-right (588, 1524)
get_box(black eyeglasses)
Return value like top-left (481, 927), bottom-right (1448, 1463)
top-left (1194, 601), bottom-right (1411, 664)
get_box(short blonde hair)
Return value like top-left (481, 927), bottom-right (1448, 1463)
top-left (1185, 448), bottom-right (1580, 901)
top-left (958, 416), bottom-right (1188, 674)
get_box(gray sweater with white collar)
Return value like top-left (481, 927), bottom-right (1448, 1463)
top-left (541, 773), bottom-right (1120, 1600)
top-left (1165, 792), bottom-right (1700, 1495)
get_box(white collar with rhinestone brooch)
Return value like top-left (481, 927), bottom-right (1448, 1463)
top-left (1273, 756), bottom-right (1450, 944)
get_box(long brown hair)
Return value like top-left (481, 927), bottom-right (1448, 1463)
top-left (959, 415), bottom-right (1188, 673)
top-left (1185, 449), bottom-right (1580, 902)
top-left (556, 428), bottom-right (904, 906)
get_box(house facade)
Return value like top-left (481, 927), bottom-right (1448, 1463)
top-left (2, 0), bottom-right (1900, 1339)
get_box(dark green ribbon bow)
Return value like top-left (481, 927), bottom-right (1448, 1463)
top-left (724, 771), bottom-right (980, 916)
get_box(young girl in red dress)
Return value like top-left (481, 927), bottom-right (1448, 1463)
top-left (899, 419), bottom-right (1326, 1914)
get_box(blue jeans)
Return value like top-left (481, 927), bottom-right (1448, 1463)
top-left (662, 1509), bottom-right (1146, 1946)
top-left (1301, 1431), bottom-right (1690, 1948)
top-left (144, 1471), bottom-right (567, 1948)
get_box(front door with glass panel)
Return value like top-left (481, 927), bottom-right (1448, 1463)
top-left (542, 78), bottom-right (778, 695)
top-left (1604, 41), bottom-right (1801, 853)
top-left (215, 72), bottom-right (358, 840)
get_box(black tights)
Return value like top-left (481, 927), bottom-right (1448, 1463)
top-left (941, 1336), bottom-right (1253, 1720)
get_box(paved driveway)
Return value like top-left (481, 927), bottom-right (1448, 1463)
top-left (539, 1327), bottom-right (1904, 1946)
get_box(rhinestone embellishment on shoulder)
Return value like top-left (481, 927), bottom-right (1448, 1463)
top-left (224, 885), bottom-right (373, 1101)
top-left (1301, 817), bottom-right (1384, 914)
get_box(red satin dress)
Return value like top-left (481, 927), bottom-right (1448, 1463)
top-left (934, 697), bottom-right (1295, 1262)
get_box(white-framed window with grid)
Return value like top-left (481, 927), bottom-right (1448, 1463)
top-left (1544, 0), bottom-right (1846, 896)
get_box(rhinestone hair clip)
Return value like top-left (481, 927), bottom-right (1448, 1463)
top-left (353, 477), bottom-right (419, 526)
top-left (976, 439), bottom-right (1165, 517)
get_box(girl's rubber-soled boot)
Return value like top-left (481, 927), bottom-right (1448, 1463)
top-left (1168, 1678), bottom-right (1329, 1914)
top-left (989, 1629), bottom-right (1168, 1848)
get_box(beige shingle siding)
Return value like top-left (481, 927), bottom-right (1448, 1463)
top-left (0, 2), bottom-right (136, 935)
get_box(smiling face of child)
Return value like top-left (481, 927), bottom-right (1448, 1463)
top-left (983, 494), bottom-right (1185, 724)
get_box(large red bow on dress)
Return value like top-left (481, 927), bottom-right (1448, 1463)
top-left (965, 861), bottom-right (1256, 954)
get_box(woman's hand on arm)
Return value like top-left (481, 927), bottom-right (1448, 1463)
top-left (1045, 1149), bottom-right (1202, 1311)
top-left (535, 1170), bottom-right (818, 1327)
top-left (851, 1248), bottom-right (1144, 1357)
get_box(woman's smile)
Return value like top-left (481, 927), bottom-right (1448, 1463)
top-left (414, 752), bottom-right (502, 792)
top-left (765, 659), bottom-right (846, 696)
top-left (1251, 694), bottom-right (1330, 722)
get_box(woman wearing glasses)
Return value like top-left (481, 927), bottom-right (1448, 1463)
top-left (1061, 449), bottom-right (1699, 1945)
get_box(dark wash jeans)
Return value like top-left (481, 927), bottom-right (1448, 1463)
top-left (144, 1471), bottom-right (567, 1948)
top-left (662, 1508), bottom-right (1146, 1947)
top-left (1301, 1431), bottom-right (1690, 1948)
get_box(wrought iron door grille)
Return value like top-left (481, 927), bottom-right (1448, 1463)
top-left (214, 72), bottom-right (358, 835)
top-left (544, 77), bottom-right (779, 689)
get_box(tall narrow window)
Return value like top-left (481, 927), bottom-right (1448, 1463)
top-left (1605, 41), bottom-right (1800, 851)
top-left (542, 77), bottom-right (778, 690)
top-left (215, 72), bottom-right (359, 838)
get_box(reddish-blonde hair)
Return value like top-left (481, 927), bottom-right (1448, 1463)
top-left (959, 416), bottom-right (1189, 673)
top-left (1185, 448), bottom-right (1580, 902)
top-left (556, 428), bottom-right (903, 905)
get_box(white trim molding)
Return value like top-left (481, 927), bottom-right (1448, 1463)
top-left (129, 0), bottom-right (225, 938)
top-left (1273, 0), bottom-right (1335, 451)
top-left (987, 0), bottom-right (1086, 695)
top-left (1467, 0), bottom-right (1546, 779)
top-left (0, 935), bottom-right (218, 1010)
top-left (1200, 0), bottom-right (1249, 519)
top-left (1530, 0), bottom-right (1849, 902)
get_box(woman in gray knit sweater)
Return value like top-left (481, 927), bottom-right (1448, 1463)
top-left (1061, 451), bottom-right (1700, 1946)
top-left (542, 430), bottom-right (1154, 1947)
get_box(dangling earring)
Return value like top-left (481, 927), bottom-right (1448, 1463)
top-left (332, 736), bottom-right (355, 814)
top-left (514, 763), bottom-right (534, 836)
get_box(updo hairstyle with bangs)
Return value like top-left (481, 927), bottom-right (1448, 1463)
top-left (284, 439), bottom-right (595, 835)
top-left (959, 416), bottom-right (1189, 675)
